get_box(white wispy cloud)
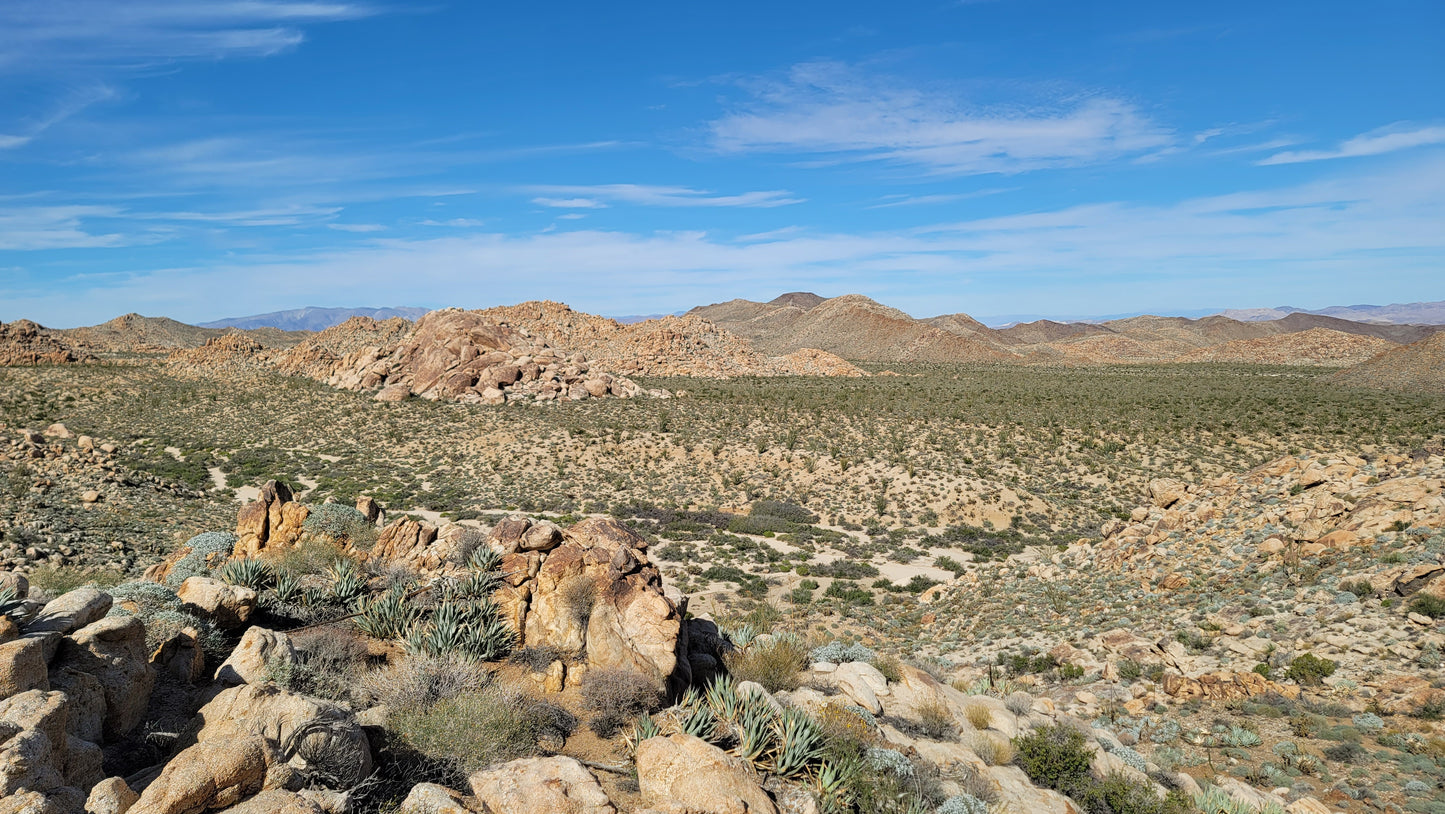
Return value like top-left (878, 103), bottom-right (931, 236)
top-left (0, 1), bottom-right (373, 72)
top-left (327, 223), bottom-right (385, 232)
top-left (868, 189), bottom-right (1013, 208)
top-left (1259, 123), bottom-right (1445, 165)
top-left (8, 156), bottom-right (1441, 326)
top-left (532, 197), bottom-right (608, 209)
top-left (0, 205), bottom-right (131, 250)
top-left (524, 184), bottom-right (803, 207)
top-left (708, 61), bottom-right (1173, 175)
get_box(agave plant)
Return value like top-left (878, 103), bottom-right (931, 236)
top-left (770, 707), bottom-right (823, 777)
top-left (273, 570), bottom-right (302, 604)
top-left (813, 758), bottom-right (855, 814)
top-left (705, 674), bottom-right (740, 724)
top-left (460, 602), bottom-right (516, 661)
top-left (624, 714), bottom-right (662, 756)
top-left (354, 585), bottom-right (421, 640)
top-left (217, 557), bottom-right (275, 591)
top-left (468, 545), bottom-right (503, 574)
top-left (726, 623), bottom-right (757, 650)
top-left (1222, 725), bottom-right (1262, 748)
top-left (678, 700), bottom-right (719, 741)
top-left (0, 586), bottom-right (31, 623)
top-left (325, 559), bottom-right (368, 605)
top-left (733, 692), bottom-right (777, 765)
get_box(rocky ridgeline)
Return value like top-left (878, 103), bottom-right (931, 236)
top-left (168, 309), bottom-right (648, 404)
top-left (471, 301), bottom-right (868, 378)
top-left (0, 321), bottom-right (95, 367)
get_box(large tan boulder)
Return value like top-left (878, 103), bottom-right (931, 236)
top-left (177, 577), bottom-right (257, 631)
top-left (54, 616), bottom-right (155, 739)
top-left (234, 481), bottom-right (310, 558)
top-left (214, 790), bottom-right (327, 814)
top-left (523, 518), bottom-right (686, 691)
top-left (635, 734), bottom-right (776, 814)
top-left (468, 756), bottom-right (614, 814)
top-left (398, 783), bottom-right (471, 814)
top-left (985, 766), bottom-right (1083, 814)
top-left (0, 636), bottom-right (50, 699)
top-left (365, 518), bottom-right (460, 572)
top-left (181, 684), bottom-right (371, 787)
top-left (126, 737), bottom-right (271, 814)
top-left (1146, 479), bottom-right (1187, 509)
top-left (49, 668), bottom-right (105, 743)
top-left (26, 588), bottom-right (112, 639)
top-left (215, 628), bottom-right (297, 686)
top-left (0, 691), bottom-right (71, 801)
top-left (85, 777), bottom-right (138, 814)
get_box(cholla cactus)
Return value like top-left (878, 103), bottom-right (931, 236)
top-left (217, 557), bottom-right (275, 591)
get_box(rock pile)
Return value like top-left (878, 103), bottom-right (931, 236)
top-left (0, 320), bottom-right (94, 366)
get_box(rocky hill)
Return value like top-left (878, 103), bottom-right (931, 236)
top-left (1173, 328), bottom-right (1396, 367)
top-left (0, 320), bottom-right (95, 365)
top-left (58, 314), bottom-right (309, 353)
top-left (691, 295), bottom-right (1015, 363)
top-left (689, 294), bottom-right (1445, 368)
top-left (1333, 331), bottom-right (1445, 394)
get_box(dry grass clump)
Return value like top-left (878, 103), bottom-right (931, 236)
top-left (358, 652), bottom-right (490, 712)
top-left (963, 700), bottom-right (994, 730)
top-left (963, 729), bottom-right (1016, 765)
top-left (915, 698), bottom-right (957, 741)
top-left (723, 636), bottom-right (810, 692)
top-left (581, 668), bottom-right (663, 738)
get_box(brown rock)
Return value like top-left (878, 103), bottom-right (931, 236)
top-left (54, 615), bottom-right (156, 739)
top-left (126, 737), bottom-right (270, 814)
top-left (468, 756), bottom-right (614, 814)
top-left (177, 577), bottom-right (257, 630)
top-left (1147, 478), bottom-right (1187, 509)
top-left (85, 777), bottom-right (139, 814)
top-left (635, 735), bottom-right (777, 814)
top-left (398, 783), bottom-right (470, 814)
top-left (0, 636), bottom-right (49, 698)
top-left (215, 627), bottom-right (297, 686)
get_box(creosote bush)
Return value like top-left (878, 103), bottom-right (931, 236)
top-left (388, 682), bottom-right (577, 775)
top-left (1284, 652), bottom-right (1337, 685)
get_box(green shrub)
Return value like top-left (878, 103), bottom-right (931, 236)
top-left (823, 580), bottom-right (874, 605)
top-left (1013, 724), bottom-right (1093, 789)
top-left (1284, 653), bottom-right (1337, 685)
top-left (749, 500), bottom-right (818, 524)
top-left (304, 503), bottom-right (378, 549)
top-left (389, 682), bottom-right (576, 774)
top-left (1409, 593), bottom-right (1445, 619)
top-left (163, 531), bottom-right (237, 587)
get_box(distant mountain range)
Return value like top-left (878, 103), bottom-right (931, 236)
top-left (1218, 301), bottom-right (1445, 324)
top-left (199, 306), bottom-right (430, 331)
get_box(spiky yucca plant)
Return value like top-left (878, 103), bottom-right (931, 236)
top-left (217, 557), bottom-right (275, 591)
top-left (706, 674), bottom-right (740, 724)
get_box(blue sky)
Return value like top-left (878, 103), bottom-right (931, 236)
top-left (1, 1), bottom-right (1442, 327)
